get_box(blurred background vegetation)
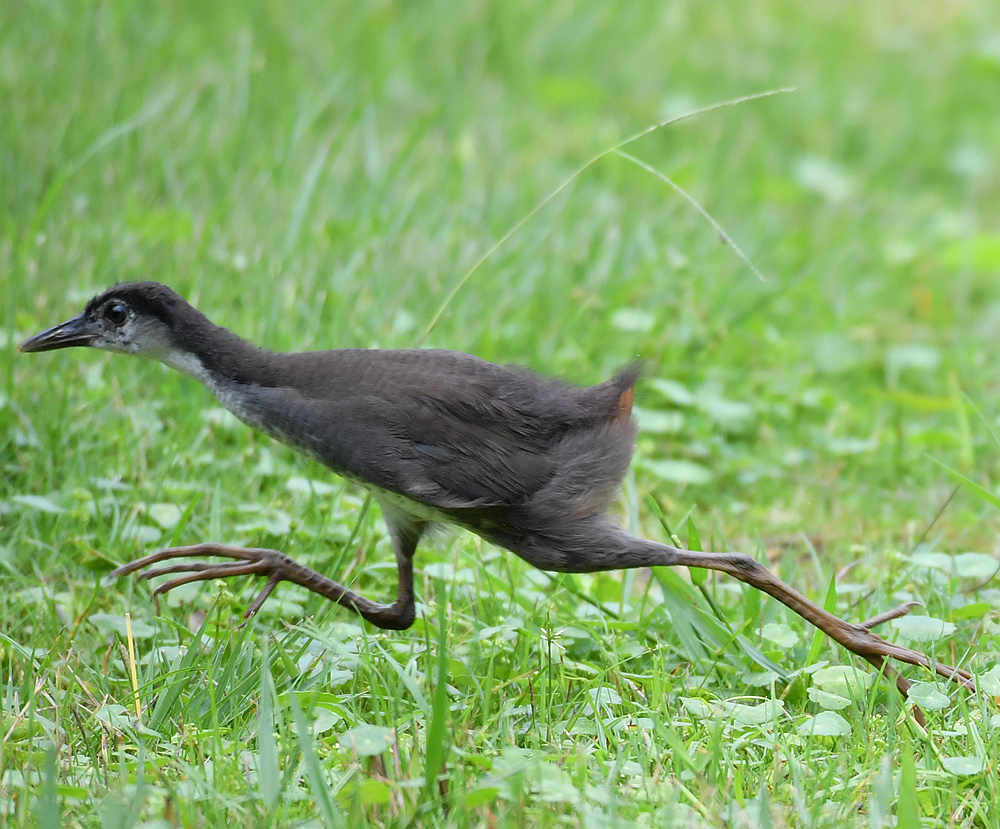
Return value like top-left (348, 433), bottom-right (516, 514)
top-left (3, 1), bottom-right (1000, 826)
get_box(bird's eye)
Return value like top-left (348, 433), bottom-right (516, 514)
top-left (104, 301), bottom-right (129, 326)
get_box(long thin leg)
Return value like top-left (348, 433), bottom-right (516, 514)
top-left (519, 522), bottom-right (977, 698)
top-left (661, 547), bottom-right (975, 690)
top-left (110, 514), bottom-right (425, 629)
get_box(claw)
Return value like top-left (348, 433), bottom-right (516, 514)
top-left (242, 575), bottom-right (280, 621)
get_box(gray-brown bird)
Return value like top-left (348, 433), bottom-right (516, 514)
top-left (20, 282), bottom-right (974, 699)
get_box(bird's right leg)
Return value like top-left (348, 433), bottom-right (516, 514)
top-left (529, 522), bottom-right (978, 700)
top-left (652, 547), bottom-right (977, 693)
top-left (109, 519), bottom-right (423, 629)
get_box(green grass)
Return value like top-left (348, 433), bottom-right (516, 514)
top-left (3, 0), bottom-right (1000, 825)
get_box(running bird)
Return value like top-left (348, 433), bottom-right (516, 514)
top-left (20, 282), bottom-right (977, 702)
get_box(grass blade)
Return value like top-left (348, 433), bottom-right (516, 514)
top-left (614, 149), bottom-right (767, 283)
top-left (897, 736), bottom-right (920, 829)
top-left (929, 455), bottom-right (1000, 511)
top-left (34, 744), bottom-right (60, 827)
top-left (289, 691), bottom-right (341, 827)
top-left (258, 646), bottom-right (280, 812)
top-left (419, 579), bottom-right (451, 817)
top-left (806, 575), bottom-right (838, 665)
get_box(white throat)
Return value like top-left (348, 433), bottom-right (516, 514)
top-left (160, 347), bottom-right (212, 383)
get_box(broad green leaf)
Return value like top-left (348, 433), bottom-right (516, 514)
top-left (953, 552), bottom-right (999, 580)
top-left (761, 622), bottom-right (798, 649)
top-left (147, 503), bottom-right (183, 529)
top-left (633, 407), bottom-right (684, 434)
top-left (697, 392), bottom-right (752, 427)
top-left (422, 562), bottom-right (476, 583)
top-left (978, 664), bottom-right (1000, 695)
top-left (744, 670), bottom-right (780, 687)
top-left (646, 378), bottom-right (694, 406)
top-left (889, 615), bottom-right (956, 641)
top-left (941, 756), bottom-right (986, 776)
top-left (588, 686), bottom-right (623, 708)
top-left (94, 704), bottom-right (132, 729)
top-left (722, 700), bottom-right (783, 726)
top-left (464, 787), bottom-right (500, 809)
top-left (906, 682), bottom-right (950, 711)
top-left (913, 551), bottom-right (999, 580)
top-left (235, 509), bottom-right (292, 536)
top-left (797, 711), bottom-right (851, 736)
top-left (885, 343), bottom-right (940, 378)
top-left (807, 688), bottom-right (851, 710)
top-left (338, 724), bottom-right (393, 756)
top-left (679, 697), bottom-right (713, 718)
top-left (88, 613), bottom-right (157, 639)
top-left (11, 494), bottom-right (64, 514)
top-left (359, 778), bottom-right (392, 806)
top-left (642, 459), bottom-right (712, 485)
top-left (313, 707), bottom-right (342, 734)
top-left (120, 524), bottom-right (162, 544)
top-left (909, 551), bottom-right (953, 571)
top-left (952, 602), bottom-right (992, 621)
top-left (534, 762), bottom-right (578, 803)
top-left (811, 666), bottom-right (875, 697)
top-left (610, 308), bottom-right (654, 333)
top-left (793, 155), bottom-right (853, 202)
top-left (286, 476), bottom-right (337, 495)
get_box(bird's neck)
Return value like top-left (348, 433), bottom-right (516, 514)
top-left (160, 305), bottom-right (284, 390)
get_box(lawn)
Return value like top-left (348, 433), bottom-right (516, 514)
top-left (3, 0), bottom-right (1000, 826)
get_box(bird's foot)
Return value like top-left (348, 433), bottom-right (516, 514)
top-left (820, 600), bottom-right (976, 728)
top-left (845, 600), bottom-right (975, 691)
top-left (109, 543), bottom-right (296, 619)
top-left (109, 542), bottom-right (412, 627)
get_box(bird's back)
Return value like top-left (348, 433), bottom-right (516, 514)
top-left (239, 348), bottom-right (640, 519)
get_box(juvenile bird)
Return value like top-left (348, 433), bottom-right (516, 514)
top-left (20, 282), bottom-right (974, 698)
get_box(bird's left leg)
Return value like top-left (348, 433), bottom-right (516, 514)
top-left (109, 516), bottom-right (425, 629)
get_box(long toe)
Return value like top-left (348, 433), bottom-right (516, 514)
top-left (879, 640), bottom-right (975, 687)
top-left (139, 559), bottom-right (272, 581)
top-left (110, 544), bottom-right (283, 579)
top-left (109, 543), bottom-right (378, 625)
top-left (850, 626), bottom-right (975, 688)
top-left (149, 560), bottom-right (274, 596)
top-left (112, 545), bottom-right (247, 578)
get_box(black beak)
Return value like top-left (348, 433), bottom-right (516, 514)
top-left (19, 313), bottom-right (96, 353)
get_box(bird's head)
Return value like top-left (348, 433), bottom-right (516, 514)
top-left (19, 282), bottom-right (187, 361)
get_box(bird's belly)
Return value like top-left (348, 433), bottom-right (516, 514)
top-left (368, 486), bottom-right (455, 525)
top-left (207, 384), bottom-right (454, 526)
